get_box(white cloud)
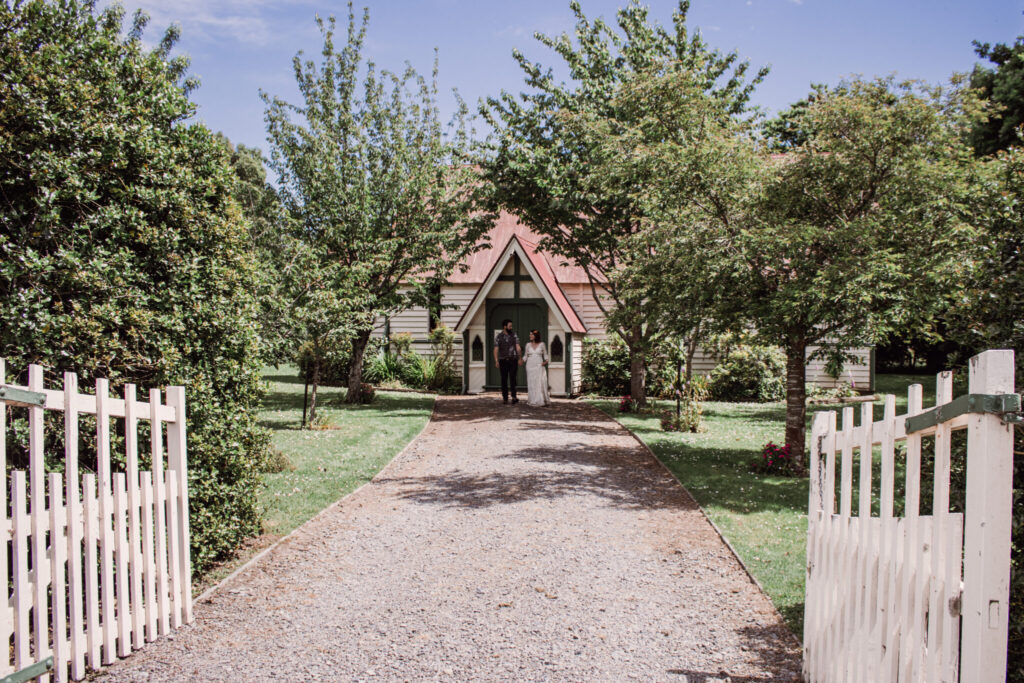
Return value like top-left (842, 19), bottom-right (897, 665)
top-left (104, 0), bottom-right (318, 47)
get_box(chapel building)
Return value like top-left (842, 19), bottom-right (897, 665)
top-left (374, 211), bottom-right (874, 396)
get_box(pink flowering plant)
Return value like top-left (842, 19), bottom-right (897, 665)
top-left (751, 441), bottom-right (800, 476)
top-left (618, 394), bottom-right (634, 413)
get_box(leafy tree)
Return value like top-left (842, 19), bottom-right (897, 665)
top-left (564, 67), bottom-right (761, 390)
top-left (482, 0), bottom-right (767, 404)
top-left (744, 77), bottom-right (981, 464)
top-left (0, 0), bottom-right (269, 571)
top-left (216, 134), bottom-right (292, 364)
top-left (925, 141), bottom-right (1024, 680)
top-left (263, 5), bottom-right (493, 405)
top-left (969, 35), bottom-right (1024, 156)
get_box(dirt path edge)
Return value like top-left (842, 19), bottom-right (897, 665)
top-left (592, 400), bottom-right (805, 650)
top-left (192, 395), bottom-right (439, 606)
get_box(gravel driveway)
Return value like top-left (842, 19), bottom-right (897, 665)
top-left (101, 396), bottom-right (802, 682)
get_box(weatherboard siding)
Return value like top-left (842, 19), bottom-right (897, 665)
top-left (681, 346), bottom-right (872, 390)
top-left (561, 283), bottom-right (612, 339)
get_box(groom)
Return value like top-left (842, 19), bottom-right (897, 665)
top-left (493, 318), bottom-right (521, 405)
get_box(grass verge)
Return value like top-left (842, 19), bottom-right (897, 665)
top-left (589, 372), bottom-right (933, 640)
top-left (193, 366), bottom-right (435, 595)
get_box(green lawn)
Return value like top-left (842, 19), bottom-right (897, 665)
top-left (589, 372), bottom-right (934, 640)
top-left (195, 366), bottom-right (435, 593)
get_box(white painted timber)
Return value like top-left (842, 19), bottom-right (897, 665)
top-left (0, 362), bottom-right (192, 680)
top-left (961, 350), bottom-right (1014, 682)
top-left (803, 350), bottom-right (1014, 682)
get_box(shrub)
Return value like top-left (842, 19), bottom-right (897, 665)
top-left (424, 324), bottom-right (459, 392)
top-left (363, 350), bottom-right (403, 384)
top-left (582, 336), bottom-right (697, 399)
top-left (661, 376), bottom-right (711, 433)
top-left (806, 381), bottom-right (859, 401)
top-left (0, 1), bottom-right (269, 574)
top-left (582, 337), bottom-right (631, 396)
top-left (751, 442), bottom-right (801, 476)
top-left (399, 352), bottom-right (428, 388)
top-left (297, 341), bottom-right (352, 386)
top-left (389, 332), bottom-right (414, 357)
top-left (262, 450), bottom-right (295, 473)
top-left (709, 345), bottom-right (786, 402)
top-left (647, 360), bottom-right (681, 400)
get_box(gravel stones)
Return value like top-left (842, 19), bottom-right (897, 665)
top-left (99, 396), bottom-right (802, 682)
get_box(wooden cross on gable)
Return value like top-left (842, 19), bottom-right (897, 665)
top-left (496, 254), bottom-right (529, 298)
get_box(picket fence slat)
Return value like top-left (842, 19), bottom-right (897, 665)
top-left (12, 471), bottom-right (31, 672)
top-left (65, 371), bottom-right (86, 681)
top-left (50, 472), bottom-right (69, 680)
top-left (124, 385), bottom-right (144, 651)
top-left (0, 362), bottom-right (191, 680)
top-left (114, 473), bottom-right (131, 658)
top-left (804, 350), bottom-right (1014, 683)
top-left (166, 474), bottom-right (182, 630)
top-left (167, 386), bottom-right (192, 624)
top-left (961, 351), bottom-right (1015, 681)
top-left (141, 472), bottom-right (157, 642)
top-left (151, 389), bottom-right (170, 637)
top-left (898, 383), bottom-right (924, 682)
top-left (84, 474), bottom-right (100, 671)
top-left (28, 366), bottom-right (52, 683)
top-left (852, 401), bottom-right (873, 683)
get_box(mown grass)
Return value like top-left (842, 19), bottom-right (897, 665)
top-left (590, 372), bottom-right (934, 640)
top-left (194, 366), bottom-right (435, 593)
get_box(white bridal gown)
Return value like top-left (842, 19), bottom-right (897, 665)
top-left (524, 342), bottom-right (551, 407)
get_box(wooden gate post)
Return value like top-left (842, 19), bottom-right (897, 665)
top-left (961, 349), bottom-right (1015, 681)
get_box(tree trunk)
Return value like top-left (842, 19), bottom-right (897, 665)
top-left (308, 348), bottom-right (321, 426)
top-left (684, 333), bottom-right (700, 385)
top-left (627, 326), bottom-right (647, 406)
top-left (784, 335), bottom-right (808, 470)
top-left (346, 329), bottom-right (373, 404)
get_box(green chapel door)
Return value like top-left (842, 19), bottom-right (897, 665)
top-left (485, 299), bottom-right (548, 390)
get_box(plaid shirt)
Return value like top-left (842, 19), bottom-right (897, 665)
top-left (494, 330), bottom-right (520, 360)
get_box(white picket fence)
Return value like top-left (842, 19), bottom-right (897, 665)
top-left (0, 360), bottom-right (193, 682)
top-left (803, 349), bottom-right (1015, 682)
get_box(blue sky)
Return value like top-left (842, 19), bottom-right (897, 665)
top-left (106, 0), bottom-right (1023, 155)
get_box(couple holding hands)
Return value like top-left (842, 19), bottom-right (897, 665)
top-left (492, 318), bottom-right (551, 407)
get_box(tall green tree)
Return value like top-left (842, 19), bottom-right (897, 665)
top-left (745, 77), bottom-right (981, 463)
top-left (482, 0), bottom-right (767, 404)
top-left (969, 35), bottom-right (1024, 156)
top-left (0, 0), bottom-right (269, 571)
top-left (263, 5), bottom-right (493, 404)
top-left (952, 139), bottom-right (1024, 683)
top-left (557, 67), bottom-right (761, 385)
top-left (216, 134), bottom-right (292, 365)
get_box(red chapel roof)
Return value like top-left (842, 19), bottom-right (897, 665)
top-left (454, 231), bottom-right (588, 334)
top-left (450, 212), bottom-right (594, 284)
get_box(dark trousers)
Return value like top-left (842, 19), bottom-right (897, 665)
top-left (499, 357), bottom-right (518, 400)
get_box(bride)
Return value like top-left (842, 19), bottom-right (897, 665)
top-left (520, 329), bottom-right (551, 407)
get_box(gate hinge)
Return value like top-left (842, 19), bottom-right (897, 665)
top-left (0, 385), bottom-right (46, 408)
top-left (905, 393), bottom-right (1022, 434)
top-left (2, 656), bottom-right (53, 683)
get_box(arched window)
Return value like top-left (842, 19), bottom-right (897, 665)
top-left (550, 335), bottom-right (564, 362)
top-left (471, 335), bottom-right (484, 362)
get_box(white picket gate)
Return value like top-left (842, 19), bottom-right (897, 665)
top-left (803, 349), bottom-right (1015, 682)
top-left (0, 360), bottom-right (193, 682)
